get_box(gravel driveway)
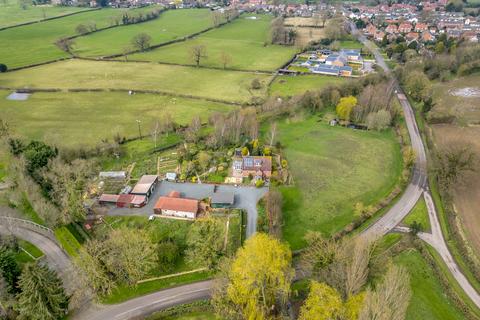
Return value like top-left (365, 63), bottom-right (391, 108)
top-left (107, 181), bottom-right (268, 238)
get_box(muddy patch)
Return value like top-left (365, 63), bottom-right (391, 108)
top-left (449, 87), bottom-right (480, 98)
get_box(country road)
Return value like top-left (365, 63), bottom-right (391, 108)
top-left (350, 21), bottom-right (480, 309)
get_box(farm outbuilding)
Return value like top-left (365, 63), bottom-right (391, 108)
top-left (153, 190), bottom-right (199, 219)
top-left (131, 175), bottom-right (158, 198)
top-left (211, 192), bottom-right (235, 208)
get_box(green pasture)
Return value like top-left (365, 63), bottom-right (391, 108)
top-left (0, 6), bottom-right (158, 68)
top-left (73, 9), bottom-right (215, 58)
top-left (0, 0), bottom-right (88, 28)
top-left (127, 14), bottom-right (297, 71)
top-left (269, 74), bottom-right (347, 97)
top-left (0, 59), bottom-right (271, 102)
top-left (395, 249), bottom-right (465, 320)
top-left (275, 117), bottom-right (402, 249)
top-left (0, 89), bottom-right (236, 147)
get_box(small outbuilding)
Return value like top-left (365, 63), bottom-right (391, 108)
top-left (131, 175), bottom-right (158, 198)
top-left (211, 192), bottom-right (235, 208)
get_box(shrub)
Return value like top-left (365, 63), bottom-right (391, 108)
top-left (0, 64), bottom-right (7, 73)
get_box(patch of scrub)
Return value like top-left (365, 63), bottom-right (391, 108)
top-left (7, 92), bottom-right (30, 101)
top-left (449, 87), bottom-right (480, 98)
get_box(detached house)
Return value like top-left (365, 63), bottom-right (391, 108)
top-left (398, 22), bottom-right (413, 33)
top-left (233, 156), bottom-right (272, 180)
top-left (386, 24), bottom-right (398, 34)
top-left (415, 22), bottom-right (428, 32)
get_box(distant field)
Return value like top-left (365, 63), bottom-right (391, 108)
top-left (274, 117), bottom-right (402, 249)
top-left (338, 40), bottom-right (364, 49)
top-left (0, 0), bottom-right (89, 28)
top-left (0, 6), bottom-right (158, 68)
top-left (73, 9), bottom-right (214, 58)
top-left (0, 90), bottom-right (236, 147)
top-left (430, 74), bottom-right (480, 256)
top-left (396, 250), bottom-right (465, 320)
top-left (127, 14), bottom-right (297, 71)
top-left (0, 59), bottom-right (272, 103)
top-left (269, 74), bottom-right (346, 97)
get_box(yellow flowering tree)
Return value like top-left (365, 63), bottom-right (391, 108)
top-left (336, 96), bottom-right (357, 121)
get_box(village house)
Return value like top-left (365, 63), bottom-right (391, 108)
top-left (232, 156), bottom-right (272, 180)
top-left (386, 24), bottom-right (398, 34)
top-left (153, 190), bottom-right (199, 219)
top-left (415, 22), bottom-right (428, 33)
top-left (374, 30), bottom-right (386, 42)
top-left (398, 22), bottom-right (413, 33)
top-left (421, 31), bottom-right (435, 42)
top-left (406, 32), bottom-right (419, 42)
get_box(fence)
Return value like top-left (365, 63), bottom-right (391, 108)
top-left (0, 216), bottom-right (57, 243)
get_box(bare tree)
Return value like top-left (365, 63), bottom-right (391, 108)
top-left (131, 33), bottom-right (151, 51)
top-left (359, 264), bottom-right (411, 320)
top-left (55, 38), bottom-right (75, 53)
top-left (436, 142), bottom-right (477, 193)
top-left (190, 45), bottom-right (207, 67)
top-left (266, 190), bottom-right (282, 238)
top-left (219, 51), bottom-right (232, 69)
top-left (212, 11), bottom-right (223, 27)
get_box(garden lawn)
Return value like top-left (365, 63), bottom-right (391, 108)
top-left (0, 0), bottom-right (89, 28)
top-left (269, 74), bottom-right (347, 97)
top-left (127, 14), bottom-right (297, 71)
top-left (0, 89), bottom-right (236, 147)
top-left (73, 9), bottom-right (215, 58)
top-left (0, 6), bottom-right (159, 68)
top-left (276, 117), bottom-right (402, 249)
top-left (395, 249), bottom-right (465, 320)
top-left (0, 59), bottom-right (271, 103)
top-left (338, 40), bottom-right (364, 49)
top-left (403, 197), bottom-right (430, 232)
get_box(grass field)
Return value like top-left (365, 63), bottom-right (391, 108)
top-left (274, 117), bottom-right (402, 249)
top-left (403, 197), bottom-right (431, 232)
top-left (269, 74), bottom-right (347, 97)
top-left (127, 14), bottom-right (297, 71)
top-left (0, 59), bottom-right (271, 103)
top-left (395, 249), bottom-right (465, 320)
top-left (0, 0), bottom-right (89, 28)
top-left (0, 6), bottom-right (158, 68)
top-left (73, 9), bottom-right (215, 58)
top-left (0, 89), bottom-right (236, 147)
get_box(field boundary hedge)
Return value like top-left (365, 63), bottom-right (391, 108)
top-left (78, 56), bottom-right (275, 74)
top-left (7, 57), bottom-right (73, 72)
top-left (0, 7), bottom-right (99, 31)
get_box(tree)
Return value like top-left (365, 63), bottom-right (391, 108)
top-left (250, 78), bottom-right (262, 90)
top-left (74, 240), bottom-right (115, 295)
top-left (366, 110), bottom-right (392, 131)
top-left (55, 38), bottom-right (75, 53)
top-left (266, 190), bottom-right (282, 238)
top-left (336, 96), bottom-right (357, 121)
top-left (299, 281), bottom-right (343, 320)
top-left (0, 248), bottom-right (20, 294)
top-left (219, 51), bottom-right (232, 69)
top-left (405, 71), bottom-right (431, 102)
top-left (0, 64), bottom-right (7, 73)
top-left (359, 265), bottom-right (411, 320)
top-left (268, 122), bottom-right (277, 146)
top-left (190, 45), bottom-right (207, 67)
top-left (15, 262), bottom-right (68, 320)
top-left (436, 142), bottom-right (476, 193)
top-left (435, 41), bottom-right (445, 54)
top-left (157, 241), bottom-right (179, 273)
top-left (44, 157), bottom-right (96, 224)
top-left (221, 233), bottom-right (294, 319)
top-left (186, 217), bottom-right (225, 269)
top-left (131, 33), bottom-right (151, 51)
top-left (197, 151), bottom-right (212, 171)
top-left (21, 140), bottom-right (57, 177)
top-left (104, 228), bottom-right (157, 285)
top-left (75, 24), bottom-right (89, 35)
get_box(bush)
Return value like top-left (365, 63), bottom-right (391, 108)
top-left (157, 241), bottom-right (180, 272)
top-left (0, 64), bottom-right (7, 73)
top-left (251, 78), bottom-right (262, 90)
top-left (366, 110), bottom-right (392, 131)
top-left (255, 179), bottom-right (265, 188)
